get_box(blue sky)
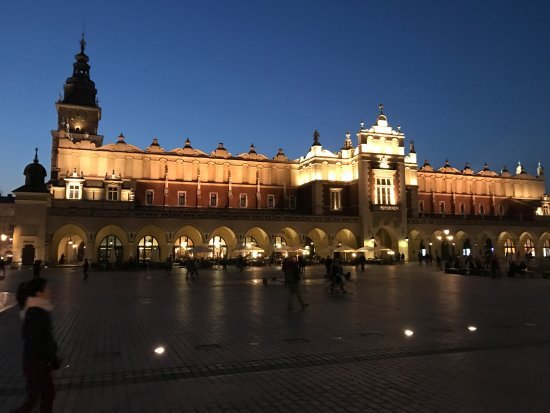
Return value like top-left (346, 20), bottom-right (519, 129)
top-left (1, 0), bottom-right (549, 194)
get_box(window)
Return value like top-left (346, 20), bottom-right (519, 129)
top-left (239, 194), bottom-right (247, 208)
top-left (145, 190), bottom-right (154, 205)
top-left (418, 200), bottom-right (424, 213)
top-left (499, 204), bottom-right (504, 216)
top-left (267, 194), bottom-right (275, 208)
top-left (524, 239), bottom-right (535, 257)
top-left (479, 204), bottom-right (485, 216)
top-left (243, 236), bottom-right (258, 248)
top-left (174, 236), bottom-right (194, 259)
top-left (330, 189), bottom-right (342, 211)
top-left (375, 178), bottom-right (393, 205)
top-left (460, 203), bottom-right (465, 214)
top-left (289, 195), bottom-right (296, 209)
top-left (274, 236), bottom-right (287, 249)
top-left (67, 183), bottom-right (81, 200)
top-left (208, 235), bottom-right (227, 258)
top-left (439, 201), bottom-right (445, 214)
top-left (210, 193), bottom-right (218, 207)
top-left (504, 239), bottom-right (515, 257)
top-left (178, 191), bottom-right (186, 207)
top-left (98, 235), bottom-right (122, 263)
top-left (107, 186), bottom-right (119, 201)
top-left (543, 239), bottom-right (550, 257)
top-left (137, 235), bottom-right (159, 261)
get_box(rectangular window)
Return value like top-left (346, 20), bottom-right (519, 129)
top-left (178, 191), bottom-right (186, 206)
top-left (375, 178), bottom-right (393, 205)
top-left (107, 186), bottom-right (119, 201)
top-left (145, 190), bottom-right (154, 205)
top-left (439, 201), bottom-right (445, 214)
top-left (67, 184), bottom-right (81, 200)
top-left (330, 189), bottom-right (342, 211)
top-left (267, 194), bottom-right (275, 208)
top-left (210, 193), bottom-right (218, 207)
top-left (289, 195), bottom-right (296, 209)
top-left (239, 194), bottom-right (247, 208)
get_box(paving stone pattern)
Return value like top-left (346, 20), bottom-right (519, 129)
top-left (0, 263), bottom-right (549, 412)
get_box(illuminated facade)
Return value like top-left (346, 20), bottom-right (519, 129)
top-left (11, 39), bottom-right (550, 267)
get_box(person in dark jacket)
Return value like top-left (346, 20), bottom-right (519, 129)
top-left (12, 278), bottom-right (60, 413)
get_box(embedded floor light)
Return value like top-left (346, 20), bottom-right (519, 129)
top-left (467, 326), bottom-right (477, 332)
top-left (154, 346), bottom-right (165, 355)
top-left (404, 329), bottom-right (414, 337)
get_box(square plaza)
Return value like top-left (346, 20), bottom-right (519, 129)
top-left (1, 263), bottom-right (549, 412)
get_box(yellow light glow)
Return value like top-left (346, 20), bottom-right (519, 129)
top-left (154, 346), bottom-right (165, 354)
top-left (467, 326), bottom-right (477, 332)
top-left (404, 329), bottom-right (414, 337)
top-left (443, 229), bottom-right (450, 235)
top-left (0, 234), bottom-right (7, 242)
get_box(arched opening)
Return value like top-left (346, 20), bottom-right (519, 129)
top-left (543, 239), bottom-right (550, 258)
top-left (137, 235), bottom-right (159, 262)
top-left (483, 239), bottom-right (493, 256)
top-left (462, 238), bottom-right (472, 257)
top-left (174, 236), bottom-right (194, 259)
top-left (209, 235), bottom-right (227, 258)
top-left (58, 234), bottom-right (86, 264)
top-left (503, 238), bottom-right (515, 258)
top-left (523, 238), bottom-right (535, 258)
top-left (243, 235), bottom-right (258, 247)
top-left (98, 235), bottom-right (123, 264)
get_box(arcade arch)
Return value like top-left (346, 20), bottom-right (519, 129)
top-left (51, 223), bottom-right (88, 264)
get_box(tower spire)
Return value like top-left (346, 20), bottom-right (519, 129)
top-left (80, 32), bottom-right (86, 54)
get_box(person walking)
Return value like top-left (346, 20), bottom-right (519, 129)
top-left (82, 259), bottom-right (89, 281)
top-left (282, 257), bottom-right (308, 310)
top-left (12, 278), bottom-right (60, 413)
top-left (358, 254), bottom-right (366, 272)
top-left (165, 255), bottom-right (173, 276)
top-left (0, 257), bottom-right (5, 279)
top-left (32, 260), bottom-right (41, 279)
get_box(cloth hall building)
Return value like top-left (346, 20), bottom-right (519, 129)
top-left (11, 39), bottom-right (550, 267)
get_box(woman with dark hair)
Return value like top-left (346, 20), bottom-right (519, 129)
top-left (12, 278), bottom-right (60, 413)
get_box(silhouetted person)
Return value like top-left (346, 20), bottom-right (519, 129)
top-left (58, 254), bottom-right (65, 265)
top-left (32, 260), bottom-right (41, 279)
top-left (0, 257), bottom-right (5, 278)
top-left (13, 278), bottom-right (60, 413)
top-left (82, 259), bottom-right (89, 281)
top-left (282, 257), bottom-right (308, 310)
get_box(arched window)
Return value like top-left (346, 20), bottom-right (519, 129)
top-left (137, 235), bottom-right (159, 261)
top-left (208, 236), bottom-right (227, 258)
top-left (523, 238), bottom-right (535, 257)
top-left (243, 236), bottom-right (258, 248)
top-left (174, 236), bottom-right (194, 259)
top-left (543, 239), bottom-right (550, 258)
top-left (98, 235), bottom-right (123, 264)
top-left (503, 239), bottom-right (515, 257)
top-left (274, 236), bottom-right (287, 248)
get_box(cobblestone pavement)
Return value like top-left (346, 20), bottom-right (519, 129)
top-left (0, 263), bottom-right (549, 412)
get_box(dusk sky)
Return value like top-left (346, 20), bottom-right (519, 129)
top-left (1, 0), bottom-right (549, 195)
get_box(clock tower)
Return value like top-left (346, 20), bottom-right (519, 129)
top-left (50, 34), bottom-right (103, 180)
